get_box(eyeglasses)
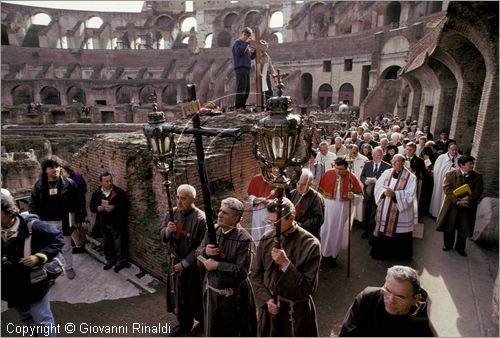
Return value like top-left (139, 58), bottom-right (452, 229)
top-left (381, 285), bottom-right (412, 302)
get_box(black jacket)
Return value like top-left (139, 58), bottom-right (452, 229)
top-left (1, 214), bottom-right (64, 307)
top-left (90, 185), bottom-right (130, 228)
top-left (340, 287), bottom-right (435, 337)
top-left (29, 176), bottom-right (81, 236)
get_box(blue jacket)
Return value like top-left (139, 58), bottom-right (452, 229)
top-left (232, 39), bottom-right (256, 70)
top-left (1, 214), bottom-right (64, 307)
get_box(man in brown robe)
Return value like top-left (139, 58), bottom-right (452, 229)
top-left (197, 197), bottom-right (257, 336)
top-left (159, 184), bottom-right (206, 336)
top-left (250, 197), bottom-right (321, 337)
top-left (436, 155), bottom-right (483, 256)
top-left (290, 168), bottom-right (324, 239)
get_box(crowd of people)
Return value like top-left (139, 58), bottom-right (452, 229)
top-left (1, 112), bottom-right (484, 337)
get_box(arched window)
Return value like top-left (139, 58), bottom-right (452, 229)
top-left (224, 13), bottom-right (238, 29)
top-left (40, 86), bottom-right (60, 105)
top-left (381, 66), bottom-right (401, 80)
top-left (139, 86), bottom-right (155, 104)
top-left (12, 85), bottom-right (33, 105)
top-left (272, 32), bottom-right (283, 43)
top-left (205, 33), bottom-right (213, 48)
top-left (31, 13), bottom-right (51, 25)
top-left (338, 83), bottom-right (354, 105)
top-left (180, 17), bottom-right (197, 32)
top-left (385, 2), bottom-right (401, 28)
top-left (269, 12), bottom-right (284, 28)
top-left (1, 24), bottom-right (9, 45)
top-left (245, 11), bottom-right (261, 28)
top-left (67, 86), bottom-right (86, 104)
top-left (162, 86), bottom-right (177, 105)
top-left (318, 83), bottom-right (333, 110)
top-left (217, 31), bottom-right (231, 47)
top-left (116, 86), bottom-right (132, 104)
top-left (86, 16), bottom-right (103, 29)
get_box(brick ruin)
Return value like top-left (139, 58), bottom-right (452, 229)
top-left (1, 1), bottom-right (498, 280)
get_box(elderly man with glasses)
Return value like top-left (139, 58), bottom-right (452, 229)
top-left (340, 265), bottom-right (435, 336)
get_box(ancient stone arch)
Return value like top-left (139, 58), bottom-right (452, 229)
top-left (318, 83), bottom-right (333, 110)
top-left (381, 65), bottom-right (401, 80)
top-left (139, 85), bottom-right (155, 104)
top-left (223, 13), bottom-right (238, 30)
top-left (40, 86), bottom-right (60, 105)
top-left (162, 85), bottom-right (177, 105)
top-left (244, 11), bottom-right (261, 29)
top-left (12, 85), bottom-right (33, 105)
top-left (385, 1), bottom-right (401, 27)
top-left (67, 86), bottom-right (86, 104)
top-left (339, 83), bottom-right (354, 105)
top-left (116, 86), bottom-right (132, 104)
top-left (217, 30), bottom-right (231, 47)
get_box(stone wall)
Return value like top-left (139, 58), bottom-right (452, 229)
top-left (72, 112), bottom-right (261, 280)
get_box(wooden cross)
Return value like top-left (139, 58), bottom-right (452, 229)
top-left (249, 27), bottom-right (270, 112)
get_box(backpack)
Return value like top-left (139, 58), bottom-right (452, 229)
top-left (24, 219), bottom-right (66, 284)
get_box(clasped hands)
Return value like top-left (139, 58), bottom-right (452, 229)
top-left (202, 244), bottom-right (219, 271)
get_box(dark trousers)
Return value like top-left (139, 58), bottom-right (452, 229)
top-left (234, 67), bottom-right (250, 109)
top-left (363, 198), bottom-right (377, 235)
top-left (443, 231), bottom-right (467, 252)
top-left (102, 223), bottom-right (126, 266)
top-left (177, 268), bottom-right (204, 330)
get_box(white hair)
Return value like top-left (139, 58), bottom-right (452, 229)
top-left (177, 184), bottom-right (196, 199)
top-left (300, 168), bottom-right (314, 182)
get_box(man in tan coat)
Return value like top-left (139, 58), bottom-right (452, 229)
top-left (436, 155), bottom-right (483, 256)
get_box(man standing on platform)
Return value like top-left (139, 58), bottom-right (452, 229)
top-left (232, 27), bottom-right (256, 112)
top-left (290, 168), bottom-right (324, 239)
top-left (250, 197), bottom-right (321, 336)
top-left (436, 155), bottom-right (483, 256)
top-left (318, 158), bottom-right (362, 267)
top-left (159, 184), bottom-right (206, 336)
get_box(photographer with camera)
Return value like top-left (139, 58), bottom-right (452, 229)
top-left (1, 190), bottom-right (64, 336)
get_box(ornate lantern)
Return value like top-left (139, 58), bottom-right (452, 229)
top-left (252, 70), bottom-right (306, 188)
top-left (143, 101), bottom-right (176, 173)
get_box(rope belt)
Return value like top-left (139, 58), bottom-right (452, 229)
top-left (206, 282), bottom-right (240, 297)
top-left (277, 295), bottom-right (309, 337)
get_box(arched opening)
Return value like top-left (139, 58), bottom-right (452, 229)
top-left (301, 73), bottom-right (313, 104)
top-left (40, 86), bottom-right (60, 105)
top-left (217, 31), bottom-right (232, 47)
top-left (116, 86), bottom-right (132, 104)
top-left (162, 86), bottom-right (177, 105)
top-left (180, 17), bottom-right (197, 32)
top-left (156, 15), bottom-right (174, 30)
top-left (338, 83), bottom-right (354, 105)
top-left (271, 32), bottom-right (283, 43)
top-left (224, 13), bottom-right (238, 30)
top-left (67, 86), bottom-right (86, 104)
top-left (86, 16), bottom-right (103, 29)
top-left (12, 85), bottom-right (33, 105)
top-left (269, 11), bottom-right (284, 28)
top-left (310, 3), bottom-right (327, 34)
top-left (385, 2), bottom-right (401, 28)
top-left (381, 65), bottom-right (401, 80)
top-left (139, 85), bottom-right (155, 104)
top-left (318, 83), bottom-right (333, 110)
top-left (205, 33), bottom-right (213, 48)
top-left (245, 11), bottom-right (261, 28)
top-left (31, 13), bottom-right (51, 25)
top-left (1, 24), bottom-right (9, 45)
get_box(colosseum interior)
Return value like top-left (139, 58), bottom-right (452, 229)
top-left (1, 1), bottom-right (498, 280)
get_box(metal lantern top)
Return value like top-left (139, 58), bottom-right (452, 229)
top-left (143, 93), bottom-right (176, 173)
top-left (252, 70), bottom-right (303, 186)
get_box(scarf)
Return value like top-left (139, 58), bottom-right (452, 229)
top-left (374, 168), bottom-right (411, 237)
